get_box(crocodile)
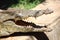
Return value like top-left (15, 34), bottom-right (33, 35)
top-left (0, 8), bottom-right (53, 36)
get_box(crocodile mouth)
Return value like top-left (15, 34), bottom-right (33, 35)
top-left (3, 19), bottom-right (47, 28)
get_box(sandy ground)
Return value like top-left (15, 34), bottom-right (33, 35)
top-left (0, 36), bottom-right (37, 40)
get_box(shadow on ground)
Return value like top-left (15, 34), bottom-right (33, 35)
top-left (0, 32), bottom-right (49, 40)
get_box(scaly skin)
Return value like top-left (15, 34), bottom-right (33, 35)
top-left (0, 21), bottom-right (52, 36)
top-left (0, 9), bottom-right (53, 36)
